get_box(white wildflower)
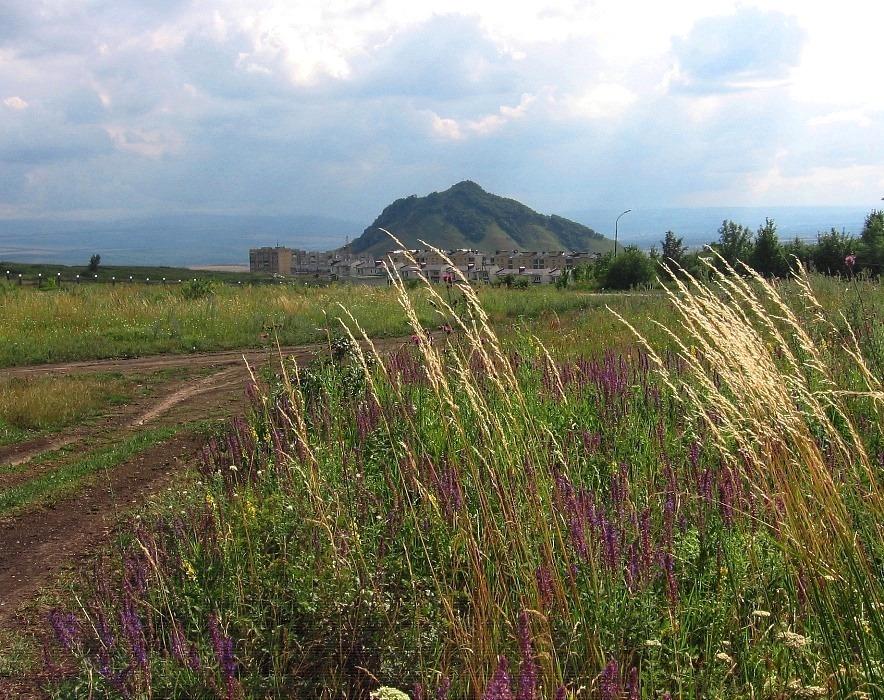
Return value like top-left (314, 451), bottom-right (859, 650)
top-left (778, 630), bottom-right (809, 648)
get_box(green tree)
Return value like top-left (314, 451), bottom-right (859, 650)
top-left (88, 254), bottom-right (101, 272)
top-left (812, 228), bottom-right (854, 275)
top-left (782, 236), bottom-right (813, 270)
top-left (597, 246), bottom-right (655, 290)
top-left (498, 273), bottom-right (515, 288)
top-left (750, 218), bottom-right (788, 278)
top-left (658, 230), bottom-right (687, 280)
top-left (859, 209), bottom-right (884, 276)
top-left (712, 220), bottom-right (753, 271)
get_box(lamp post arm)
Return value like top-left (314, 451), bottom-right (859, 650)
top-left (614, 209), bottom-right (632, 258)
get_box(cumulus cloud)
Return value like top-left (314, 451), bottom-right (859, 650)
top-left (0, 0), bottom-right (881, 224)
top-left (670, 6), bottom-right (806, 94)
top-left (428, 92), bottom-right (540, 140)
top-left (3, 96), bottom-right (27, 109)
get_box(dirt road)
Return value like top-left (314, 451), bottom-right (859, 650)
top-left (0, 339), bottom-right (410, 635)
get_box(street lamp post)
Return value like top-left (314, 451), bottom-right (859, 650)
top-left (614, 209), bottom-right (632, 258)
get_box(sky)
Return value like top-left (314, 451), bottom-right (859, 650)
top-left (2, 0), bottom-right (883, 228)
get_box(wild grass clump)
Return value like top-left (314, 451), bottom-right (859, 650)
top-left (44, 266), bottom-right (882, 698)
top-left (0, 375), bottom-right (124, 444)
top-left (615, 257), bottom-right (884, 695)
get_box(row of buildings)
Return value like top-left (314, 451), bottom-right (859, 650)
top-left (248, 246), bottom-right (603, 285)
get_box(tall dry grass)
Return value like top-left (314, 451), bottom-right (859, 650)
top-left (614, 256), bottom-right (884, 692)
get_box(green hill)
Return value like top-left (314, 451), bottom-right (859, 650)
top-left (349, 181), bottom-right (612, 256)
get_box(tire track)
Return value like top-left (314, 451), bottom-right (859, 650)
top-left (0, 336), bottom-right (415, 634)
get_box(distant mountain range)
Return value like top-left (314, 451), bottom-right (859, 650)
top-left (349, 181), bottom-right (611, 256)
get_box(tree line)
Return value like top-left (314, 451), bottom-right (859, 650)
top-left (559, 209), bottom-right (884, 290)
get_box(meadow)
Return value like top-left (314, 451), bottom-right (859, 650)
top-left (0, 278), bottom-right (623, 367)
top-left (3, 268), bottom-right (882, 698)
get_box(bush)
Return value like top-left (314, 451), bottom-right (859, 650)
top-left (179, 278), bottom-right (216, 300)
top-left (596, 247), bottom-right (656, 289)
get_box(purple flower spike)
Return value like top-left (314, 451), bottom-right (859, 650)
top-left (599, 657), bottom-right (622, 700)
top-left (484, 656), bottom-right (514, 700)
top-left (209, 611), bottom-right (239, 700)
top-left (48, 610), bottom-right (81, 653)
top-left (517, 611), bottom-right (537, 700)
top-left (626, 667), bottom-right (639, 700)
top-left (662, 551), bottom-right (679, 608)
top-left (119, 597), bottom-right (147, 671)
top-left (536, 565), bottom-right (553, 610)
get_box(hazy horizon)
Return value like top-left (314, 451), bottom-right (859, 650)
top-left (0, 204), bottom-right (873, 267)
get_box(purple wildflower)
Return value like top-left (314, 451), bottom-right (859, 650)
top-left (48, 610), bottom-right (81, 653)
top-left (625, 542), bottom-right (639, 591)
top-left (436, 677), bottom-right (451, 700)
top-left (718, 467), bottom-right (735, 528)
top-left (599, 657), bottom-right (621, 700)
top-left (661, 551), bottom-right (679, 608)
top-left (536, 564), bottom-right (553, 610)
top-left (119, 596), bottom-right (147, 671)
top-left (662, 490), bottom-right (675, 550)
top-left (484, 656), bottom-right (514, 700)
top-left (554, 687), bottom-right (569, 700)
top-left (208, 611), bottom-right (238, 700)
top-left (90, 603), bottom-right (116, 651)
top-left (625, 667), bottom-right (639, 700)
top-left (517, 611), bottom-right (537, 700)
top-left (602, 517), bottom-right (620, 572)
top-left (170, 620), bottom-right (202, 671)
top-left (581, 429), bottom-right (601, 454)
top-left (639, 507), bottom-right (652, 580)
top-left (95, 646), bottom-right (132, 699)
top-left (688, 440), bottom-right (701, 471)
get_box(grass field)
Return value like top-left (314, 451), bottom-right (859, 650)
top-left (2, 269), bottom-right (882, 698)
top-left (0, 279), bottom-right (662, 366)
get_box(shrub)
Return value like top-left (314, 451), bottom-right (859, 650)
top-left (596, 246), bottom-right (656, 289)
top-left (179, 278), bottom-right (216, 300)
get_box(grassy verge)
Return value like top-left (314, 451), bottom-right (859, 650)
top-left (0, 370), bottom-right (192, 448)
top-left (0, 425), bottom-right (185, 518)
top-left (0, 374), bottom-right (131, 446)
